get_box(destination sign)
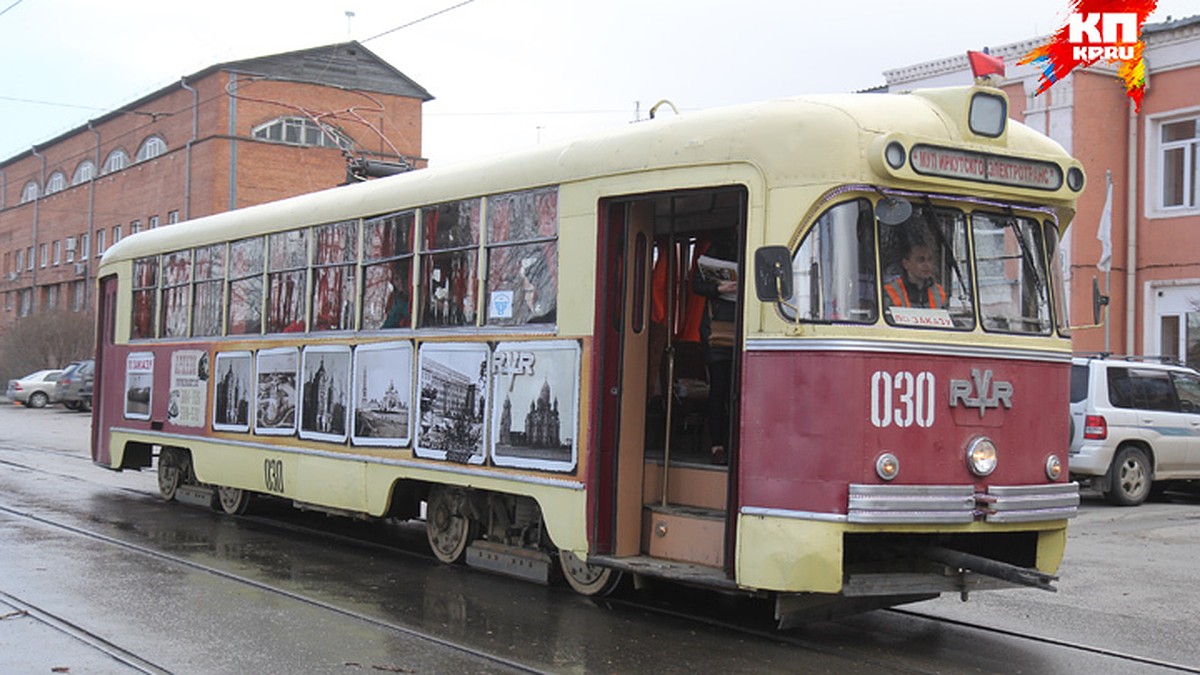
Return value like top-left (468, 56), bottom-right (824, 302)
top-left (910, 145), bottom-right (1063, 190)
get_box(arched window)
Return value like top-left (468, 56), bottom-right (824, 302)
top-left (45, 171), bottom-right (67, 195)
top-left (20, 181), bottom-right (38, 204)
top-left (102, 149), bottom-right (129, 175)
top-left (252, 117), bottom-right (352, 150)
top-left (73, 160), bottom-right (96, 185)
top-left (136, 136), bottom-right (167, 162)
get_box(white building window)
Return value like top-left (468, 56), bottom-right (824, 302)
top-left (20, 181), bottom-right (38, 203)
top-left (1159, 116), bottom-right (1200, 212)
top-left (95, 229), bottom-right (105, 256)
top-left (73, 160), bottom-right (96, 185)
top-left (168, 210), bottom-right (179, 224)
top-left (40, 244), bottom-right (48, 268)
top-left (26, 246), bottom-right (33, 270)
top-left (80, 233), bottom-right (90, 259)
top-left (45, 171), bottom-right (66, 195)
top-left (149, 215), bottom-right (160, 230)
top-left (53, 240), bottom-right (61, 265)
top-left (66, 237), bottom-right (76, 263)
top-left (252, 116), bottom-right (353, 150)
top-left (136, 136), bottom-right (166, 162)
top-left (102, 149), bottom-right (129, 174)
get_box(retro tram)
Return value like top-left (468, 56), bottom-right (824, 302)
top-left (92, 81), bottom-right (1083, 625)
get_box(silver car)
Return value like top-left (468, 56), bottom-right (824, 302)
top-left (1069, 355), bottom-right (1200, 505)
top-left (5, 369), bottom-right (65, 409)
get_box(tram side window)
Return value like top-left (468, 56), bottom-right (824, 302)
top-left (160, 250), bottom-right (192, 338)
top-left (228, 237), bottom-right (265, 335)
top-left (419, 199), bottom-right (481, 328)
top-left (782, 199), bottom-right (877, 323)
top-left (267, 229), bottom-right (308, 333)
top-left (485, 187), bottom-right (558, 326)
top-left (361, 210), bottom-right (415, 330)
top-left (880, 203), bottom-right (975, 330)
top-left (972, 212), bottom-right (1052, 335)
top-left (193, 244), bottom-right (226, 337)
top-left (312, 220), bottom-right (357, 331)
top-left (131, 256), bottom-right (158, 339)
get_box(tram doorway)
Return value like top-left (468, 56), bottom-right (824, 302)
top-left (593, 187), bottom-right (745, 573)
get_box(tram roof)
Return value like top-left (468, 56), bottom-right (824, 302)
top-left (100, 85), bottom-right (1075, 266)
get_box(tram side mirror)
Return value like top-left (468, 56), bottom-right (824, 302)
top-left (754, 246), bottom-right (793, 302)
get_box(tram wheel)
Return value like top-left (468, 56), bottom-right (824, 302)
top-left (558, 550), bottom-right (623, 597)
top-left (157, 449), bottom-right (184, 501)
top-left (426, 486), bottom-right (477, 564)
top-left (215, 486), bottom-right (251, 515)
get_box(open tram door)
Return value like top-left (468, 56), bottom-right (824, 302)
top-left (590, 187), bottom-right (745, 586)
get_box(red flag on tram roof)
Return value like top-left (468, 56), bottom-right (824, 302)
top-left (967, 50), bottom-right (1006, 78)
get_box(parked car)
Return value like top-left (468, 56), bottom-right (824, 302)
top-left (56, 359), bottom-right (95, 412)
top-left (5, 369), bottom-right (66, 409)
top-left (1069, 355), bottom-right (1200, 505)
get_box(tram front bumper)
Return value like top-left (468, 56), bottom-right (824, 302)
top-left (847, 482), bottom-right (1079, 524)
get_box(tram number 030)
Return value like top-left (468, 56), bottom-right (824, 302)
top-left (264, 458), bottom-right (286, 494)
top-left (870, 370), bottom-right (936, 428)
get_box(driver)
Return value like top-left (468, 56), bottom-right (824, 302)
top-left (884, 240), bottom-right (946, 309)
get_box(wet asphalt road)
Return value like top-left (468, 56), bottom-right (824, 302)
top-left (1, 402), bottom-right (1199, 674)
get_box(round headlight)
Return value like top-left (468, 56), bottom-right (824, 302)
top-left (876, 452), bottom-right (900, 481)
top-left (885, 141), bottom-right (907, 170)
top-left (966, 437), bottom-right (998, 476)
top-left (1046, 454), bottom-right (1063, 481)
top-left (1067, 166), bottom-right (1085, 192)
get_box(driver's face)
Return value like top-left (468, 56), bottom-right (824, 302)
top-left (902, 245), bottom-right (935, 283)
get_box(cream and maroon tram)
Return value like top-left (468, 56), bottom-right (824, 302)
top-left (92, 81), bottom-right (1082, 624)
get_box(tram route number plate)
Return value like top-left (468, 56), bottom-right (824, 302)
top-left (870, 370), bottom-right (935, 428)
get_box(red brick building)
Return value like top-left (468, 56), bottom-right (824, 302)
top-left (885, 15), bottom-right (1200, 363)
top-left (0, 41), bottom-right (430, 327)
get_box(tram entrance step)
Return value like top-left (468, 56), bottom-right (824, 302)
top-left (641, 505), bottom-right (725, 567)
top-left (465, 540), bottom-right (553, 584)
top-left (175, 485), bottom-right (214, 508)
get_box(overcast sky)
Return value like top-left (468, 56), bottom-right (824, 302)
top-left (0, 0), bottom-right (1194, 167)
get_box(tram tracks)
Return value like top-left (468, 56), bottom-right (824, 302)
top-left (0, 500), bottom-right (543, 674)
top-left (2, 448), bottom-right (1197, 673)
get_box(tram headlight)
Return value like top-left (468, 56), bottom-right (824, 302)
top-left (885, 141), bottom-right (907, 170)
top-left (1067, 166), bottom-right (1085, 192)
top-left (966, 437), bottom-right (998, 477)
top-left (1045, 454), bottom-right (1064, 481)
top-left (875, 452), bottom-right (900, 481)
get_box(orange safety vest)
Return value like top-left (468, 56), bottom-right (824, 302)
top-left (885, 277), bottom-right (946, 309)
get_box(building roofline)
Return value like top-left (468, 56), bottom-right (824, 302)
top-left (2, 41), bottom-right (431, 171)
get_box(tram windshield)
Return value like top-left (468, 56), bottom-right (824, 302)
top-left (781, 194), bottom-right (1060, 335)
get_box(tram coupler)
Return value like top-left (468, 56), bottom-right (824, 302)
top-left (921, 546), bottom-right (1058, 592)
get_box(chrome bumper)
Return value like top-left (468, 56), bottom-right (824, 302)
top-left (848, 482), bottom-right (1079, 524)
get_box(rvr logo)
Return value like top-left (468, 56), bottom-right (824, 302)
top-left (949, 369), bottom-right (1013, 418)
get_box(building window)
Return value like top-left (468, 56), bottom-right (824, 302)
top-left (80, 233), bottom-right (90, 259)
top-left (168, 210), bottom-right (179, 224)
top-left (102, 149), bottom-right (129, 175)
top-left (46, 283), bottom-right (58, 310)
top-left (14, 249), bottom-right (22, 274)
top-left (53, 241), bottom-right (61, 266)
top-left (40, 244), bottom-right (48, 268)
top-left (26, 246), bottom-right (33, 270)
top-left (136, 136), bottom-right (167, 162)
top-left (20, 289), bottom-right (32, 316)
top-left (95, 230), bottom-right (105, 256)
top-left (149, 215), bottom-right (160, 230)
top-left (66, 237), bottom-right (76, 263)
top-left (1160, 116), bottom-right (1200, 211)
top-left (113, 225), bottom-right (122, 244)
top-left (71, 280), bottom-right (85, 311)
top-left (252, 116), bottom-right (353, 150)
top-left (45, 171), bottom-right (66, 195)
top-left (73, 160), bottom-right (96, 185)
top-left (20, 181), bottom-right (38, 204)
